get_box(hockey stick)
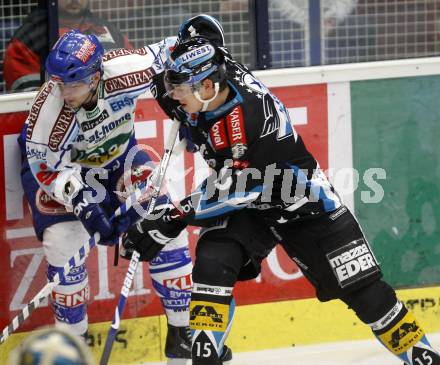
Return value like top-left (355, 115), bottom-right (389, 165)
top-left (0, 182), bottom-right (149, 345)
top-left (0, 124), bottom-right (183, 345)
top-left (0, 233), bottom-right (99, 345)
top-left (99, 119), bottom-right (181, 365)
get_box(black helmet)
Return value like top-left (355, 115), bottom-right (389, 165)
top-left (164, 37), bottom-right (226, 93)
top-left (177, 14), bottom-right (225, 47)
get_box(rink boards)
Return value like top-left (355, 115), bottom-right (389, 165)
top-left (1, 58), bottom-right (440, 363)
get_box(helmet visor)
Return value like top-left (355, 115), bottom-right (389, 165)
top-left (50, 74), bottom-right (93, 99)
top-left (163, 70), bottom-right (200, 99)
top-left (164, 83), bottom-right (194, 99)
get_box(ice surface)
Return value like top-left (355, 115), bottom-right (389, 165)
top-left (141, 332), bottom-right (440, 365)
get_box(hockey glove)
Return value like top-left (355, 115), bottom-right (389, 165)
top-left (72, 189), bottom-right (126, 246)
top-left (120, 205), bottom-right (187, 262)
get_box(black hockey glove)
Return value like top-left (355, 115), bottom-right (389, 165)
top-left (120, 205), bottom-right (187, 262)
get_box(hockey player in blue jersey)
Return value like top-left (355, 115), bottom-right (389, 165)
top-left (121, 14), bottom-right (440, 365)
top-left (19, 30), bottom-right (193, 360)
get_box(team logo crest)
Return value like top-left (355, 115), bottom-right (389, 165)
top-left (242, 72), bottom-right (269, 95)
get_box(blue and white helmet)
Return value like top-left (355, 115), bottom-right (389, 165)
top-left (8, 326), bottom-right (94, 365)
top-left (177, 14), bottom-right (225, 47)
top-left (45, 29), bottom-right (104, 84)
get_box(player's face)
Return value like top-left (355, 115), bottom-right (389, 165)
top-left (59, 81), bottom-right (91, 108)
top-left (169, 81), bottom-right (213, 113)
top-left (170, 86), bottom-right (203, 113)
top-left (59, 0), bottom-right (89, 15)
top-left (54, 72), bottom-right (99, 108)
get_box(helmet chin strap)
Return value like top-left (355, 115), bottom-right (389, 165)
top-left (194, 82), bottom-right (220, 112)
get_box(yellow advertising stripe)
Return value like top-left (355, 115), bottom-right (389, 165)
top-left (0, 316), bottom-right (169, 365)
top-left (1, 286), bottom-right (439, 364)
top-left (228, 285), bottom-right (440, 352)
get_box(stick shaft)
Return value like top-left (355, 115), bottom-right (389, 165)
top-left (99, 120), bottom-right (181, 365)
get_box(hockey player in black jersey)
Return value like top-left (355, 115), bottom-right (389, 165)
top-left (122, 15), bottom-right (440, 365)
